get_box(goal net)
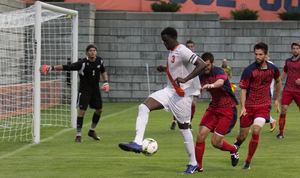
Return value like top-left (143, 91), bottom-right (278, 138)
top-left (0, 2), bottom-right (78, 142)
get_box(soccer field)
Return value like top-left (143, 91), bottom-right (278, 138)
top-left (0, 102), bottom-right (299, 178)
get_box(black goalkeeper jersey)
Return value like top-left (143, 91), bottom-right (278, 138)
top-left (63, 56), bottom-right (106, 93)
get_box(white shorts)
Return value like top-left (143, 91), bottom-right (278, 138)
top-left (149, 87), bottom-right (193, 124)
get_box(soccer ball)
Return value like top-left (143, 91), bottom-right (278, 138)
top-left (142, 138), bottom-right (158, 156)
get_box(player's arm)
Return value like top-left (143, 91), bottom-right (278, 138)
top-left (228, 68), bottom-right (232, 79)
top-left (275, 77), bottom-right (281, 113)
top-left (175, 57), bottom-right (206, 86)
top-left (40, 65), bottom-right (63, 75)
top-left (202, 79), bottom-right (224, 89)
top-left (279, 71), bottom-right (287, 81)
top-left (155, 66), bottom-right (167, 72)
top-left (40, 61), bottom-right (82, 75)
top-left (240, 88), bottom-right (247, 117)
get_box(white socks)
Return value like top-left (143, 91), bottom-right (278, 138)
top-left (270, 116), bottom-right (274, 123)
top-left (180, 129), bottom-right (197, 166)
top-left (133, 104), bottom-right (150, 145)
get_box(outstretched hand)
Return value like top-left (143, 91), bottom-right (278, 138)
top-left (40, 65), bottom-right (53, 75)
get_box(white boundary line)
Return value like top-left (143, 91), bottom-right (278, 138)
top-left (0, 105), bottom-right (138, 160)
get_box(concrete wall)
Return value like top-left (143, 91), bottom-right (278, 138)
top-left (94, 11), bottom-right (300, 102)
top-left (2, 1), bottom-right (300, 102)
top-left (0, 0), bottom-right (25, 12)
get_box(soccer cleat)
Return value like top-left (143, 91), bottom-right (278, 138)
top-left (275, 134), bottom-right (284, 139)
top-left (231, 145), bottom-right (239, 167)
top-left (182, 164), bottom-right (199, 174)
top-left (75, 136), bottom-right (83, 142)
top-left (119, 142), bottom-right (142, 153)
top-left (270, 120), bottom-right (277, 132)
top-left (195, 167), bottom-right (203, 172)
top-left (170, 122), bottom-right (176, 130)
top-left (242, 161), bottom-right (250, 169)
top-left (88, 130), bottom-right (100, 140)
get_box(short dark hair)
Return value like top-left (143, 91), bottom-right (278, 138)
top-left (186, 40), bottom-right (194, 46)
top-left (161, 27), bottom-right (177, 39)
top-left (253, 42), bottom-right (268, 55)
top-left (201, 52), bottom-right (214, 63)
top-left (86, 44), bottom-right (98, 53)
top-left (291, 42), bottom-right (300, 49)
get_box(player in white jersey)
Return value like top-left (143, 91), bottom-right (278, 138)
top-left (170, 40), bottom-right (199, 130)
top-left (266, 57), bottom-right (277, 132)
top-left (119, 27), bottom-right (207, 174)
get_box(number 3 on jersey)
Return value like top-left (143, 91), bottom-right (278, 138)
top-left (171, 55), bottom-right (175, 63)
top-left (92, 70), bottom-right (95, 76)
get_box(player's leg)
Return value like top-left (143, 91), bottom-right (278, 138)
top-left (75, 92), bottom-right (90, 142)
top-left (234, 107), bottom-right (253, 147)
top-left (268, 105), bottom-right (277, 132)
top-left (212, 107), bottom-right (239, 166)
top-left (269, 115), bottom-right (277, 132)
top-left (87, 92), bottom-right (103, 140)
top-left (277, 90), bottom-right (293, 138)
top-left (119, 89), bottom-right (165, 153)
top-left (133, 97), bottom-right (163, 144)
top-left (172, 95), bottom-right (198, 174)
top-left (170, 116), bottom-right (177, 130)
top-left (243, 117), bottom-right (265, 169)
top-left (195, 125), bottom-right (210, 171)
top-left (189, 95), bottom-right (198, 130)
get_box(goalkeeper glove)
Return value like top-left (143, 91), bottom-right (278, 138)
top-left (101, 81), bottom-right (109, 93)
top-left (40, 65), bottom-right (54, 75)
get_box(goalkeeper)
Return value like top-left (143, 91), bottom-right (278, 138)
top-left (40, 44), bottom-right (109, 142)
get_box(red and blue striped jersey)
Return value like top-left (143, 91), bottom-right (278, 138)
top-left (283, 57), bottom-right (300, 92)
top-left (199, 66), bottom-right (238, 109)
top-left (239, 62), bottom-right (280, 107)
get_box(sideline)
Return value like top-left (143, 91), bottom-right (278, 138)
top-left (0, 105), bottom-right (138, 160)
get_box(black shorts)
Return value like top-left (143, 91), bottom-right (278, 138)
top-left (76, 91), bottom-right (102, 110)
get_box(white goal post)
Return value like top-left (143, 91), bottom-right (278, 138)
top-left (34, 1), bottom-right (78, 143)
top-left (0, 2), bottom-right (78, 143)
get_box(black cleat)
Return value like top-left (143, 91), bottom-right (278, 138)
top-left (195, 167), bottom-right (203, 172)
top-left (75, 136), bottom-right (83, 142)
top-left (170, 122), bottom-right (176, 130)
top-left (231, 145), bottom-right (239, 167)
top-left (242, 161), bottom-right (250, 169)
top-left (88, 130), bottom-right (100, 140)
top-left (275, 134), bottom-right (284, 139)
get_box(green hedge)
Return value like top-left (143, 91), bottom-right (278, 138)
top-left (277, 11), bottom-right (300, 20)
top-left (151, 1), bottom-right (182, 12)
top-left (230, 8), bottom-right (259, 20)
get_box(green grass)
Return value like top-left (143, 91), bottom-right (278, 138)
top-left (0, 102), bottom-right (299, 178)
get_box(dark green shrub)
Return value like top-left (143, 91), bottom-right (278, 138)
top-left (230, 8), bottom-right (259, 20)
top-left (151, 1), bottom-right (182, 12)
top-left (277, 11), bottom-right (300, 20)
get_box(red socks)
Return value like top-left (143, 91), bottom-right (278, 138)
top-left (279, 114), bottom-right (286, 135)
top-left (220, 140), bottom-right (236, 154)
top-left (195, 142), bottom-right (205, 169)
top-left (246, 134), bottom-right (259, 163)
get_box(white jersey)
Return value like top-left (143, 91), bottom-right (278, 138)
top-left (166, 44), bottom-right (201, 96)
top-left (267, 60), bottom-right (275, 97)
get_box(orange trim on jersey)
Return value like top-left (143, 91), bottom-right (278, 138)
top-left (171, 44), bottom-right (181, 51)
top-left (166, 58), bottom-right (185, 97)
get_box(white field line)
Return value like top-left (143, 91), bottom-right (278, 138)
top-left (0, 105), bottom-right (138, 160)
